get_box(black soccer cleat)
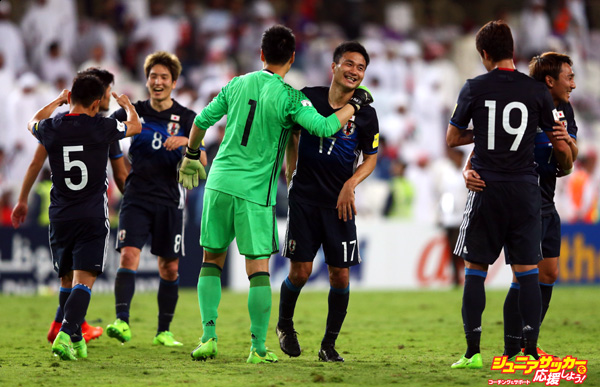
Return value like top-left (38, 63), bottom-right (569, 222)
top-left (318, 345), bottom-right (344, 362)
top-left (275, 324), bottom-right (301, 357)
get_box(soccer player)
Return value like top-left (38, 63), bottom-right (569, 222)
top-left (106, 51), bottom-right (205, 347)
top-left (178, 25), bottom-right (373, 364)
top-left (275, 41), bottom-right (379, 362)
top-left (29, 74), bottom-right (141, 360)
top-left (11, 68), bottom-right (126, 344)
top-left (466, 52), bottom-right (577, 358)
top-left (446, 20), bottom-right (572, 369)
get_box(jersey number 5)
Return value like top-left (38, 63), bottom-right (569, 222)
top-left (484, 100), bottom-right (528, 151)
top-left (63, 145), bottom-right (88, 191)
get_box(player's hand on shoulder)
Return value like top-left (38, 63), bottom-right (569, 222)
top-left (348, 86), bottom-right (374, 112)
top-left (463, 169), bottom-right (485, 192)
top-left (551, 121), bottom-right (571, 143)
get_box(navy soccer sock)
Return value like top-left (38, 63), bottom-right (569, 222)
top-left (516, 269), bottom-right (541, 359)
top-left (503, 283), bottom-right (522, 357)
top-left (157, 276), bottom-right (179, 333)
top-left (462, 268), bottom-right (487, 358)
top-left (114, 268), bottom-right (136, 324)
top-left (540, 282), bottom-right (554, 324)
top-left (278, 277), bottom-right (303, 330)
top-left (61, 284), bottom-right (92, 343)
top-left (322, 285), bottom-right (349, 348)
top-left (56, 287), bottom-right (72, 322)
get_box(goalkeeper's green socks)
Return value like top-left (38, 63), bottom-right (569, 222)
top-left (248, 272), bottom-right (271, 357)
top-left (197, 263), bottom-right (222, 342)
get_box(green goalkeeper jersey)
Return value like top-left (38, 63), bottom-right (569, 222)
top-left (194, 69), bottom-right (342, 206)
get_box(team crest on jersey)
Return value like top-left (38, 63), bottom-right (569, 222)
top-left (288, 239), bottom-right (296, 253)
top-left (170, 114), bottom-right (180, 121)
top-left (341, 116), bottom-right (356, 137)
top-left (118, 229), bottom-right (126, 241)
top-left (167, 122), bottom-right (180, 136)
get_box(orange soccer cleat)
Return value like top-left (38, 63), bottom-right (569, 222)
top-left (47, 321), bottom-right (62, 343)
top-left (81, 321), bottom-right (103, 343)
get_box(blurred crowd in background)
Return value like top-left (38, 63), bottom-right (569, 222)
top-left (0, 0), bottom-right (599, 229)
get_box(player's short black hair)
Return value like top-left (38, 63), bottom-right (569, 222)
top-left (529, 52), bottom-right (573, 82)
top-left (261, 25), bottom-right (295, 65)
top-left (144, 51), bottom-right (182, 81)
top-left (71, 74), bottom-right (105, 107)
top-left (79, 67), bottom-right (114, 89)
top-left (333, 41), bottom-right (370, 67)
top-left (475, 20), bottom-right (513, 62)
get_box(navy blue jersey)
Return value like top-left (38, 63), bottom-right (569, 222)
top-left (535, 101), bottom-right (577, 214)
top-left (33, 112), bottom-right (127, 221)
top-left (450, 68), bottom-right (556, 184)
top-left (289, 87), bottom-right (379, 208)
top-left (112, 99), bottom-right (196, 208)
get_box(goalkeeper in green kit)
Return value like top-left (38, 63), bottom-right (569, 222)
top-left (179, 24), bottom-right (373, 364)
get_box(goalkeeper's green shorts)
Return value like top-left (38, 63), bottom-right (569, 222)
top-left (200, 188), bottom-right (278, 258)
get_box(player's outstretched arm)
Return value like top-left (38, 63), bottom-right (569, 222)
top-left (11, 144), bottom-right (48, 228)
top-left (112, 92), bottom-right (142, 137)
top-left (285, 130), bottom-right (300, 187)
top-left (27, 89), bottom-right (69, 135)
top-left (179, 123), bottom-right (208, 189)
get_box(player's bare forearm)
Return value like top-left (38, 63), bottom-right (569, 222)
top-left (187, 124), bottom-right (206, 150)
top-left (110, 157), bottom-right (128, 194)
top-left (446, 124), bottom-right (474, 147)
top-left (547, 123), bottom-right (573, 171)
top-left (463, 150), bottom-right (485, 192)
top-left (17, 145), bottom-right (47, 204)
top-left (28, 90), bottom-right (69, 134)
top-left (164, 135), bottom-right (189, 151)
top-left (285, 131), bottom-right (300, 186)
top-left (336, 152), bottom-right (377, 221)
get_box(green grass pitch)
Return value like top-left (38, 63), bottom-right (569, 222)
top-left (1, 287), bottom-right (598, 387)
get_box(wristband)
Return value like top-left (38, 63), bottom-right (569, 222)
top-left (185, 147), bottom-right (201, 160)
top-left (563, 167), bottom-right (574, 175)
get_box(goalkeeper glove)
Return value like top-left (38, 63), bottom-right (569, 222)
top-left (178, 147), bottom-right (206, 189)
top-left (348, 86), bottom-right (374, 113)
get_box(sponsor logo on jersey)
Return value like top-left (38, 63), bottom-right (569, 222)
top-left (301, 99), bottom-right (313, 107)
top-left (170, 114), bottom-right (180, 121)
top-left (140, 117), bottom-right (145, 124)
top-left (463, 246), bottom-right (468, 255)
top-left (118, 229), bottom-right (126, 241)
top-left (167, 122), bottom-right (180, 136)
top-left (288, 239), bottom-right (296, 253)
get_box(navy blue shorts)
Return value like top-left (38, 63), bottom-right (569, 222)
top-left (50, 218), bottom-right (110, 277)
top-left (282, 200), bottom-right (360, 268)
top-left (116, 198), bottom-right (185, 259)
top-left (454, 181), bottom-right (542, 266)
top-left (541, 210), bottom-right (561, 258)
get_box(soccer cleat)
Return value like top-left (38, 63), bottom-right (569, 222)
top-left (153, 331), bottom-right (183, 347)
top-left (509, 352), bottom-right (536, 362)
top-left (318, 345), bottom-right (344, 362)
top-left (521, 345), bottom-right (559, 360)
top-left (47, 321), bottom-right (62, 343)
top-left (81, 321), bottom-right (103, 343)
top-left (276, 324), bottom-right (301, 357)
top-left (106, 319), bottom-right (131, 343)
top-left (247, 349), bottom-right (278, 364)
top-left (191, 338), bottom-right (217, 361)
top-left (450, 353), bottom-right (482, 369)
top-left (73, 340), bottom-right (88, 359)
top-left (51, 331), bottom-right (77, 361)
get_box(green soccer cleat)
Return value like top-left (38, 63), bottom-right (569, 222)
top-left (247, 348), bottom-right (278, 364)
top-left (52, 331), bottom-right (77, 361)
top-left (191, 338), bottom-right (217, 361)
top-left (451, 353), bottom-right (482, 369)
top-left (153, 331), bottom-right (183, 347)
top-left (73, 339), bottom-right (87, 359)
top-left (509, 352), bottom-right (536, 362)
top-left (106, 319), bottom-right (131, 343)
